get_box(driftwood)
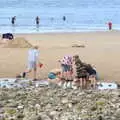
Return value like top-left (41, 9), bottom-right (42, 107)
top-left (72, 44), bottom-right (85, 48)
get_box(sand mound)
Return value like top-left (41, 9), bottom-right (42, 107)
top-left (2, 37), bottom-right (32, 48)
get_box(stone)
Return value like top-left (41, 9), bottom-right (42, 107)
top-left (1, 86), bottom-right (120, 120)
top-left (0, 114), bottom-right (5, 120)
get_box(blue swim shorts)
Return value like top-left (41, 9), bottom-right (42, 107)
top-left (61, 64), bottom-right (70, 72)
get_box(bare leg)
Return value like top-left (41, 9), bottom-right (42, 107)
top-left (82, 78), bottom-right (86, 89)
top-left (79, 78), bottom-right (83, 89)
top-left (22, 69), bottom-right (32, 78)
top-left (72, 78), bottom-right (78, 89)
top-left (25, 69), bottom-right (32, 73)
top-left (66, 71), bottom-right (69, 80)
top-left (89, 75), bottom-right (96, 89)
top-left (92, 76), bottom-right (97, 89)
top-left (60, 72), bottom-right (65, 86)
top-left (64, 71), bottom-right (68, 80)
top-left (33, 67), bottom-right (37, 80)
top-left (86, 79), bottom-right (91, 89)
top-left (67, 71), bottom-right (73, 80)
top-left (16, 69), bottom-right (32, 78)
top-left (61, 71), bottom-right (64, 78)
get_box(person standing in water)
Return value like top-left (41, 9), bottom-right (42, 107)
top-left (108, 21), bottom-right (112, 30)
top-left (63, 16), bottom-right (66, 21)
top-left (11, 16), bottom-right (16, 25)
top-left (35, 16), bottom-right (40, 25)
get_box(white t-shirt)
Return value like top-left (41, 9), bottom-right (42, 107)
top-left (28, 48), bottom-right (39, 62)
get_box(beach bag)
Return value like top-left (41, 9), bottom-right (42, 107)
top-left (2, 33), bottom-right (14, 40)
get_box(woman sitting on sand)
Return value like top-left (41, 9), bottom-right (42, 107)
top-left (47, 68), bottom-right (62, 85)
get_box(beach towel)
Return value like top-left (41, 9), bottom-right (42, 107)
top-left (97, 82), bottom-right (117, 90)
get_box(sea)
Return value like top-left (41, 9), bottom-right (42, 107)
top-left (0, 0), bottom-right (120, 33)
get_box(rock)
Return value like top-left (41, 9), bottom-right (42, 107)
top-left (61, 98), bottom-right (68, 104)
top-left (17, 105), bottom-right (24, 109)
top-left (38, 113), bottom-right (51, 120)
top-left (0, 108), bottom-right (5, 114)
top-left (27, 114), bottom-right (41, 120)
top-left (16, 113), bottom-right (24, 119)
top-left (6, 109), bottom-right (16, 115)
top-left (49, 111), bottom-right (59, 118)
top-left (0, 114), bottom-right (5, 120)
top-left (68, 103), bottom-right (73, 108)
top-left (1, 87), bottom-right (120, 120)
top-left (35, 104), bottom-right (40, 109)
top-left (8, 116), bottom-right (16, 120)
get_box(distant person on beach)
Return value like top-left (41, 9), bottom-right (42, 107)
top-left (17, 45), bottom-right (42, 80)
top-left (35, 16), bottom-right (40, 25)
top-left (51, 17), bottom-right (54, 21)
top-left (63, 16), bottom-right (66, 21)
top-left (11, 16), bottom-right (16, 25)
top-left (108, 21), bottom-right (112, 30)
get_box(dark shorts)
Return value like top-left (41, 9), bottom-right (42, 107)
top-left (77, 75), bottom-right (88, 79)
top-left (36, 21), bottom-right (39, 25)
top-left (61, 64), bottom-right (71, 72)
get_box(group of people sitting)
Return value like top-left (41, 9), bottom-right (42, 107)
top-left (48, 55), bottom-right (98, 89)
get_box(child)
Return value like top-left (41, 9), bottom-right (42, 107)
top-left (16, 45), bottom-right (41, 80)
top-left (59, 55), bottom-right (73, 80)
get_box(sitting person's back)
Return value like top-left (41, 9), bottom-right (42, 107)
top-left (85, 64), bottom-right (96, 76)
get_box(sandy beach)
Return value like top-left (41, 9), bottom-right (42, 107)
top-left (0, 31), bottom-right (120, 82)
